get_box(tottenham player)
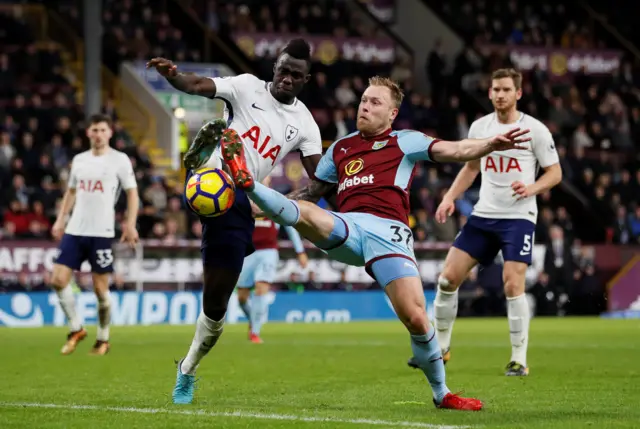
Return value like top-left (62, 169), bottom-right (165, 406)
top-left (146, 39), bottom-right (323, 404)
top-left (222, 76), bottom-right (532, 411)
top-left (50, 114), bottom-right (139, 356)
top-left (237, 178), bottom-right (308, 343)
top-left (407, 69), bottom-right (562, 376)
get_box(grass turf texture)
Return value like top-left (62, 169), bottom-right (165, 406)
top-left (0, 318), bottom-right (638, 428)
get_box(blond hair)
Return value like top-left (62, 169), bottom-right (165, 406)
top-left (491, 68), bottom-right (523, 90)
top-left (368, 76), bottom-right (404, 107)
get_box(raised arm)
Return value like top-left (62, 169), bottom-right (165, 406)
top-left (146, 58), bottom-right (216, 97)
top-left (430, 128), bottom-right (531, 163)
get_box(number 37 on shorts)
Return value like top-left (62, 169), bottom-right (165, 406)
top-left (389, 225), bottom-right (413, 247)
top-left (323, 213), bottom-right (418, 267)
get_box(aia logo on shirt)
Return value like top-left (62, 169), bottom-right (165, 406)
top-left (78, 179), bottom-right (104, 193)
top-left (241, 126), bottom-right (281, 165)
top-left (484, 155), bottom-right (522, 173)
top-left (345, 158), bottom-right (364, 176)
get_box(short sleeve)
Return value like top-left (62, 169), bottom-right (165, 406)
top-left (297, 119), bottom-right (323, 158)
top-left (68, 159), bottom-right (78, 189)
top-left (117, 155), bottom-right (137, 190)
top-left (531, 124), bottom-right (560, 168)
top-left (314, 143), bottom-right (338, 183)
top-left (210, 74), bottom-right (253, 102)
top-left (396, 130), bottom-right (440, 163)
top-left (467, 120), bottom-right (481, 139)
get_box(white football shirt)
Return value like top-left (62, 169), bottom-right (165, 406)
top-left (469, 112), bottom-right (559, 224)
top-left (204, 74), bottom-right (322, 182)
top-left (65, 149), bottom-right (137, 238)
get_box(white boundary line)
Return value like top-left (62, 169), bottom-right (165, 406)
top-left (0, 402), bottom-right (472, 429)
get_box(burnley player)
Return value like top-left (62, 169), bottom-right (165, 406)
top-left (50, 114), bottom-right (139, 356)
top-left (221, 76), bottom-right (532, 411)
top-left (146, 39), bottom-right (323, 404)
top-left (408, 69), bottom-right (562, 376)
top-left (237, 177), bottom-right (308, 343)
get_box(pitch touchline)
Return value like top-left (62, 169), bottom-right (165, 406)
top-left (0, 402), bottom-right (473, 429)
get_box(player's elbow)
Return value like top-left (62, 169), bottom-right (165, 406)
top-left (547, 163), bottom-right (563, 185)
top-left (466, 159), bottom-right (481, 174)
top-left (192, 77), bottom-right (216, 97)
top-left (125, 187), bottom-right (140, 202)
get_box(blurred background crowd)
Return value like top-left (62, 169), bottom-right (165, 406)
top-left (1, 0), bottom-right (638, 313)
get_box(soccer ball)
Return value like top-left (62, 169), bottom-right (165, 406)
top-left (185, 167), bottom-right (235, 217)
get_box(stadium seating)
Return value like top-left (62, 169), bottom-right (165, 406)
top-left (185, 0), bottom-right (640, 246)
top-left (1, 1), bottom-right (638, 299)
top-left (0, 5), bottom-right (163, 241)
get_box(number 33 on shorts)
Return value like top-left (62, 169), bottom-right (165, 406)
top-left (95, 249), bottom-right (114, 269)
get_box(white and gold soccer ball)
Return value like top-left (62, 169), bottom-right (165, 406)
top-left (185, 167), bottom-right (235, 217)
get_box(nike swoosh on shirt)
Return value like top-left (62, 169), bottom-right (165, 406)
top-left (251, 103), bottom-right (266, 111)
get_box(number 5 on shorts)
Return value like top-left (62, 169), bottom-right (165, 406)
top-left (520, 234), bottom-right (532, 256)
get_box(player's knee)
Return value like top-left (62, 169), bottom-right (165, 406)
top-left (401, 308), bottom-right (429, 335)
top-left (294, 200), bottom-right (334, 243)
top-left (50, 266), bottom-right (70, 290)
top-left (201, 284), bottom-right (231, 321)
top-left (438, 267), bottom-right (462, 292)
top-left (254, 282), bottom-right (269, 295)
top-left (503, 277), bottom-right (525, 297)
top-left (202, 299), bottom-right (228, 321)
top-left (296, 201), bottom-right (315, 225)
top-left (503, 263), bottom-right (527, 297)
top-left (96, 290), bottom-right (111, 308)
top-left (50, 277), bottom-right (65, 291)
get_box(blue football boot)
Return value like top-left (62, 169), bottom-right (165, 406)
top-left (172, 358), bottom-right (196, 404)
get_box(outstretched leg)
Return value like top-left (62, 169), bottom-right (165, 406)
top-left (220, 129), bottom-right (339, 245)
top-left (384, 272), bottom-right (483, 411)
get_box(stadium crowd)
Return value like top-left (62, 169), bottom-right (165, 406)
top-left (0, 1), bottom-right (638, 309)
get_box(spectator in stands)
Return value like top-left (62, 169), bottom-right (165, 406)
top-left (529, 272), bottom-right (559, 316)
top-left (0, 0), bottom-right (635, 300)
top-left (629, 206), bottom-right (640, 243)
top-left (544, 226), bottom-right (576, 297)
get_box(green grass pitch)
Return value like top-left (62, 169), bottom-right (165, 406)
top-left (0, 318), bottom-right (638, 428)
